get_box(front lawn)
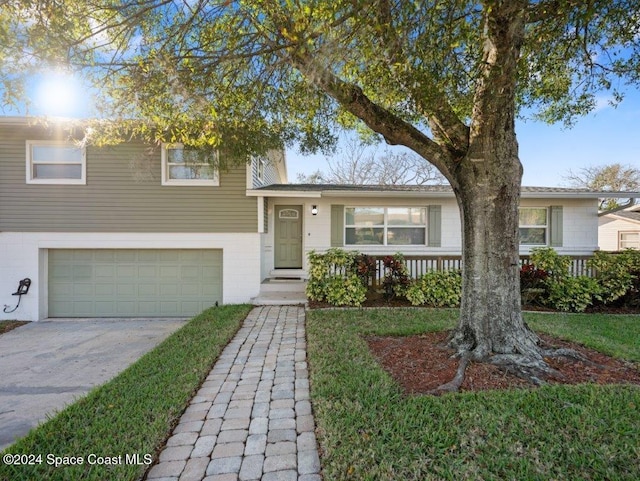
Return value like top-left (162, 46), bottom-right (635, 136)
top-left (0, 304), bottom-right (251, 481)
top-left (306, 308), bottom-right (640, 480)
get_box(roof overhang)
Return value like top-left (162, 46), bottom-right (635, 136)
top-left (248, 185), bottom-right (639, 200)
top-left (246, 189), bottom-right (322, 198)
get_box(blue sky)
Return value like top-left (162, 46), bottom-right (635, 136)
top-left (6, 72), bottom-right (639, 188)
top-left (287, 89), bottom-right (640, 187)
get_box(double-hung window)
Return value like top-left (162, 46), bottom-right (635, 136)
top-left (26, 140), bottom-right (86, 184)
top-left (519, 207), bottom-right (548, 245)
top-left (161, 143), bottom-right (219, 186)
top-left (345, 207), bottom-right (427, 245)
top-left (619, 232), bottom-right (640, 250)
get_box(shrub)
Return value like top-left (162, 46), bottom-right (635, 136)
top-left (520, 263), bottom-right (549, 289)
top-left (589, 249), bottom-right (640, 306)
top-left (306, 248), bottom-right (368, 306)
top-left (381, 253), bottom-right (411, 299)
top-left (406, 270), bottom-right (462, 307)
top-left (324, 274), bottom-right (367, 306)
top-left (529, 247), bottom-right (603, 312)
top-left (520, 263), bottom-right (549, 306)
top-left (529, 247), bottom-right (571, 280)
top-left (546, 276), bottom-right (602, 313)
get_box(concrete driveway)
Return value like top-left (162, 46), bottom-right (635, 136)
top-left (0, 318), bottom-right (187, 451)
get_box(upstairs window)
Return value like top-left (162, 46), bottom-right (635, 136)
top-left (161, 143), bottom-right (219, 186)
top-left (345, 207), bottom-right (427, 245)
top-left (519, 207), bottom-right (548, 245)
top-left (26, 140), bottom-right (86, 184)
top-left (257, 157), bottom-right (265, 182)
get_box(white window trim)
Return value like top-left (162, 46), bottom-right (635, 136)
top-left (619, 231), bottom-right (640, 250)
top-left (161, 143), bottom-right (220, 186)
top-left (257, 157), bottom-right (265, 182)
top-left (345, 206), bottom-right (427, 246)
top-left (519, 207), bottom-right (549, 246)
top-left (26, 140), bottom-right (86, 185)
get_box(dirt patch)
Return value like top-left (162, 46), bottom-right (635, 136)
top-left (0, 320), bottom-right (30, 336)
top-left (366, 331), bottom-right (640, 395)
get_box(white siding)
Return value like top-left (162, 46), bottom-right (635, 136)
top-left (598, 216), bottom-right (640, 251)
top-left (0, 232), bottom-right (262, 321)
top-left (262, 195), bottom-right (601, 274)
top-left (520, 198), bottom-right (599, 254)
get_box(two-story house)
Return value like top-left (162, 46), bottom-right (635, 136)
top-left (2, 117), bottom-right (634, 320)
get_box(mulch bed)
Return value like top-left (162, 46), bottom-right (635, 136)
top-left (310, 294), bottom-right (640, 395)
top-left (366, 331), bottom-right (640, 395)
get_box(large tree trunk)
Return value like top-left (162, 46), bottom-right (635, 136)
top-left (446, 0), bottom-right (542, 364)
top-left (447, 155), bottom-right (541, 362)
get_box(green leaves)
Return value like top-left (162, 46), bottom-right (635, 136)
top-left (306, 248), bottom-right (368, 306)
top-left (406, 269), bottom-right (462, 307)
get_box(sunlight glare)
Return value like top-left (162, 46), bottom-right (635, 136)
top-left (36, 72), bottom-right (82, 117)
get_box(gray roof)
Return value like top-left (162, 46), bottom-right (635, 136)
top-left (251, 183), bottom-right (638, 198)
top-left (611, 210), bottom-right (640, 223)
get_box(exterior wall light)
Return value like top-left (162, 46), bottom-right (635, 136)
top-left (311, 205), bottom-right (318, 216)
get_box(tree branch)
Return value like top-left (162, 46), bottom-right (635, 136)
top-left (290, 53), bottom-right (456, 178)
top-left (373, 0), bottom-right (470, 156)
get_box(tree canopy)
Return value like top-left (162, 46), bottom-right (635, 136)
top-left (1, 1), bottom-right (639, 160)
top-left (2, 0), bottom-right (640, 382)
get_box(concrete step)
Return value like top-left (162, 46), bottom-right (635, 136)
top-left (260, 279), bottom-right (306, 293)
top-left (269, 269), bottom-right (307, 280)
top-left (252, 291), bottom-right (307, 306)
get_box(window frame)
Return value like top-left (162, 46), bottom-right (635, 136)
top-left (518, 207), bottom-right (549, 246)
top-left (257, 157), bottom-right (265, 182)
top-left (26, 140), bottom-right (86, 185)
top-left (344, 206), bottom-right (427, 246)
top-left (619, 231), bottom-right (640, 250)
top-left (161, 143), bottom-right (220, 186)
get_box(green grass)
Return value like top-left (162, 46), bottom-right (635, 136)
top-left (0, 304), bottom-right (252, 481)
top-left (525, 312), bottom-right (640, 362)
top-left (306, 308), bottom-right (640, 480)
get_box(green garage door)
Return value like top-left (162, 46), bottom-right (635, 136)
top-left (49, 249), bottom-right (222, 317)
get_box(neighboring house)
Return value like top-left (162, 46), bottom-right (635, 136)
top-left (1, 117), bottom-right (634, 320)
top-left (598, 203), bottom-right (640, 251)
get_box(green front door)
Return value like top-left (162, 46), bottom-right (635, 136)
top-left (48, 249), bottom-right (222, 317)
top-left (274, 205), bottom-right (303, 269)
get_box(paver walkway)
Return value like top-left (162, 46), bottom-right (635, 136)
top-left (146, 305), bottom-right (321, 481)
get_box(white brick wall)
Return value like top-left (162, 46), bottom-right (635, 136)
top-left (0, 232), bottom-right (262, 321)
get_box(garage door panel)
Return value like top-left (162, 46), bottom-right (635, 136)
top-left (49, 249), bottom-right (222, 317)
top-left (160, 301), bottom-right (179, 315)
top-left (95, 301), bottom-right (115, 315)
top-left (95, 265), bottom-right (115, 277)
top-left (73, 251), bottom-right (93, 261)
top-left (72, 265), bottom-right (92, 280)
top-left (159, 266), bottom-right (179, 278)
top-left (115, 251), bottom-right (137, 262)
top-left (116, 265), bottom-right (136, 278)
top-left (94, 251), bottom-right (116, 262)
top-left (74, 284), bottom-right (94, 296)
top-left (138, 266), bottom-right (157, 278)
top-left (116, 301), bottom-right (135, 314)
top-left (95, 283), bottom-right (114, 296)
